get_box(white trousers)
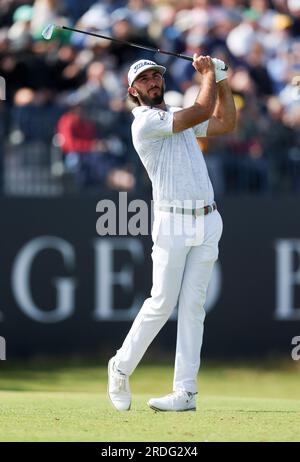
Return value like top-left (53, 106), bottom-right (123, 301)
top-left (115, 208), bottom-right (223, 393)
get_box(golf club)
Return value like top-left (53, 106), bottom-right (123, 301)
top-left (42, 23), bottom-right (228, 70)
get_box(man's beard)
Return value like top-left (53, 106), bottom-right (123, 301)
top-left (136, 84), bottom-right (165, 106)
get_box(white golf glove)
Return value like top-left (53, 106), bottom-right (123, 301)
top-left (212, 58), bottom-right (228, 83)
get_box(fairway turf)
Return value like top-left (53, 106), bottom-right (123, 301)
top-left (0, 360), bottom-right (300, 442)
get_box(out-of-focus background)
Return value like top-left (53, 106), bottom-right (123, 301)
top-left (1, 0), bottom-right (300, 443)
top-left (0, 0), bottom-right (300, 361)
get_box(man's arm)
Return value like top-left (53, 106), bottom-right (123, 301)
top-left (205, 80), bottom-right (236, 136)
top-left (173, 55), bottom-right (216, 133)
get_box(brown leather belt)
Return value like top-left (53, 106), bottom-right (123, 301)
top-left (158, 201), bottom-right (217, 217)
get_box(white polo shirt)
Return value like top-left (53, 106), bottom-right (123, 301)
top-left (131, 105), bottom-right (214, 206)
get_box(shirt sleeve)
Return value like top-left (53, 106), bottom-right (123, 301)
top-left (192, 120), bottom-right (209, 137)
top-left (136, 109), bottom-right (173, 139)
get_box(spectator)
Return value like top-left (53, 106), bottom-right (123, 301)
top-left (222, 94), bottom-right (269, 193)
top-left (262, 95), bottom-right (298, 191)
top-left (1, 0), bottom-right (299, 195)
top-left (64, 61), bottom-right (112, 106)
top-left (56, 102), bottom-right (134, 190)
top-left (246, 42), bottom-right (273, 95)
top-left (282, 103), bottom-right (300, 191)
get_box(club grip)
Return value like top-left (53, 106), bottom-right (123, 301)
top-left (176, 53), bottom-right (194, 62)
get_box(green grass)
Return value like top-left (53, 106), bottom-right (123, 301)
top-left (0, 359), bottom-right (300, 442)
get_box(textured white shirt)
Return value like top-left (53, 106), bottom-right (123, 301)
top-left (131, 105), bottom-right (214, 205)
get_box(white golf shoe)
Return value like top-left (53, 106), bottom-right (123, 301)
top-left (147, 390), bottom-right (196, 412)
top-left (107, 357), bottom-right (131, 411)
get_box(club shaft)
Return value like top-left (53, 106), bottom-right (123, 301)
top-left (61, 25), bottom-right (193, 62)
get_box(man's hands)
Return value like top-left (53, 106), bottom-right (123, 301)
top-left (192, 54), bottom-right (215, 75)
top-left (192, 54), bottom-right (228, 83)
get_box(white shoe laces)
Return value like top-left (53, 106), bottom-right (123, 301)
top-left (116, 375), bottom-right (127, 392)
top-left (112, 364), bottom-right (128, 392)
top-left (168, 390), bottom-right (194, 402)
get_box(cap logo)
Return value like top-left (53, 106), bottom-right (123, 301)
top-left (133, 61), bottom-right (156, 73)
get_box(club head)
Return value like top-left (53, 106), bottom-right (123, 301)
top-left (42, 24), bottom-right (55, 40)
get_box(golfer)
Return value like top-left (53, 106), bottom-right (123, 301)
top-left (108, 54), bottom-right (236, 411)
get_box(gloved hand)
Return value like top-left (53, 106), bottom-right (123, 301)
top-left (212, 58), bottom-right (228, 83)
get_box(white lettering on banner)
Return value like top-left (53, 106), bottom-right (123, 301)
top-left (0, 336), bottom-right (6, 360)
top-left (8, 236), bottom-right (221, 323)
top-left (274, 239), bottom-right (300, 320)
top-left (93, 238), bottom-right (144, 320)
top-left (11, 237), bottom-right (77, 323)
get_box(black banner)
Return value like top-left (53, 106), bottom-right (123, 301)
top-left (1, 195), bottom-right (300, 358)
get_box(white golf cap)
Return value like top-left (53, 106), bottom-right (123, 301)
top-left (128, 59), bottom-right (166, 87)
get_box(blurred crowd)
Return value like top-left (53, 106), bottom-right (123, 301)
top-left (0, 0), bottom-right (300, 195)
